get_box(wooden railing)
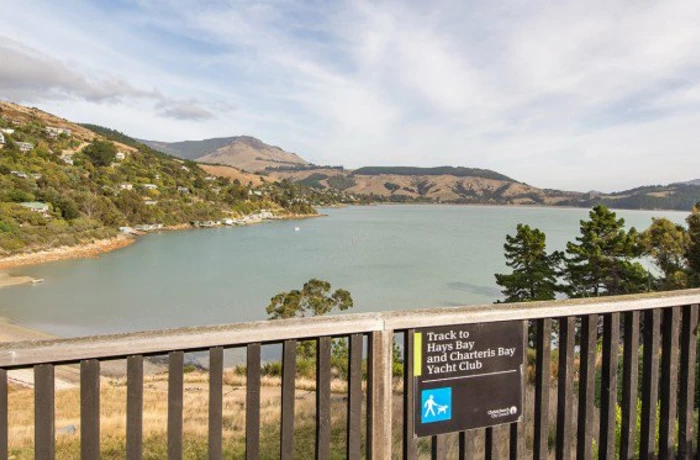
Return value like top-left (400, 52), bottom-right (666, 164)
top-left (1, 289), bottom-right (700, 459)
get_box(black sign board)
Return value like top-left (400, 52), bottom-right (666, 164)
top-left (413, 321), bottom-right (523, 437)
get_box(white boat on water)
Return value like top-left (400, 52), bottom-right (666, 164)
top-left (294, 226), bottom-right (300, 232)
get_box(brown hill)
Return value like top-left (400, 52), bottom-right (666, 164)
top-left (141, 136), bottom-right (309, 172)
top-left (267, 168), bottom-right (575, 205)
top-left (199, 164), bottom-right (269, 187)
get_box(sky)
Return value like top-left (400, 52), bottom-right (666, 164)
top-left (1, 0), bottom-right (699, 192)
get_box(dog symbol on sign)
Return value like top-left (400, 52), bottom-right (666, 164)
top-left (421, 387), bottom-right (452, 423)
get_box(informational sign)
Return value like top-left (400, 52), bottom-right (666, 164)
top-left (414, 321), bottom-right (523, 437)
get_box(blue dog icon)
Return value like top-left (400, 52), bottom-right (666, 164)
top-left (421, 388), bottom-right (452, 423)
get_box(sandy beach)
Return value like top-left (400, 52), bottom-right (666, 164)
top-left (0, 235), bottom-right (135, 270)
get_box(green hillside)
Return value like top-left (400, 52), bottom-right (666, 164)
top-left (0, 107), bottom-right (341, 256)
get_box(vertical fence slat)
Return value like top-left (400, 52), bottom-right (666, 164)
top-left (509, 320), bottom-right (528, 460)
top-left (35, 363), bottom-right (55, 460)
top-left (599, 312), bottom-right (620, 459)
top-left (0, 368), bottom-right (6, 460)
top-left (168, 351), bottom-right (184, 460)
top-left (347, 334), bottom-right (363, 459)
top-left (246, 343), bottom-right (261, 460)
top-left (403, 330), bottom-right (417, 460)
top-left (659, 307), bottom-right (680, 460)
top-left (534, 319), bottom-right (551, 460)
top-left (640, 308), bottom-right (661, 460)
top-left (366, 334), bottom-right (374, 459)
top-left (281, 339), bottom-right (296, 460)
top-left (678, 304), bottom-right (698, 459)
top-left (576, 314), bottom-right (597, 460)
top-left (209, 347), bottom-right (223, 460)
top-left (127, 355), bottom-right (144, 460)
top-left (486, 427), bottom-right (502, 460)
top-left (0, 369), bottom-right (10, 460)
top-left (459, 431), bottom-right (477, 460)
top-left (316, 337), bottom-right (331, 460)
top-left (431, 435), bottom-right (446, 460)
top-left (369, 330), bottom-right (393, 460)
top-left (620, 311), bottom-right (639, 460)
top-left (80, 359), bottom-right (100, 459)
top-left (556, 316), bottom-right (575, 460)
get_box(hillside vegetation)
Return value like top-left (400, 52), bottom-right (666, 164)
top-left (0, 102), bottom-right (351, 257)
top-left (353, 166), bottom-right (516, 182)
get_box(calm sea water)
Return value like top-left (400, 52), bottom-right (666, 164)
top-left (0, 205), bottom-right (690, 338)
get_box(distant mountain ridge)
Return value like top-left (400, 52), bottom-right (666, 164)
top-left (138, 134), bottom-right (700, 210)
top-left (140, 135), bottom-right (308, 172)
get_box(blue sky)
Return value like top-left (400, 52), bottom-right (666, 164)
top-left (1, 0), bottom-right (700, 192)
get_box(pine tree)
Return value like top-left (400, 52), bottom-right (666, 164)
top-left (563, 205), bottom-right (650, 297)
top-left (495, 224), bottom-right (561, 302)
top-left (686, 202), bottom-right (700, 287)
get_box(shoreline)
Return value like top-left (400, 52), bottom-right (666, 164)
top-left (0, 212), bottom-right (321, 270)
top-left (0, 235), bottom-right (136, 270)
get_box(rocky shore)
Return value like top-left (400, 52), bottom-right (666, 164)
top-left (0, 236), bottom-right (135, 270)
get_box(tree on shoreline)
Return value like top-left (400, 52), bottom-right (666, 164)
top-left (563, 205), bottom-right (650, 297)
top-left (495, 224), bottom-right (562, 302)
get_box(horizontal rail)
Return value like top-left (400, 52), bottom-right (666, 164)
top-left (1, 289), bottom-right (700, 368)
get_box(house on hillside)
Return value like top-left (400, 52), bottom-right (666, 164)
top-left (0, 128), bottom-right (15, 135)
top-left (119, 183), bottom-right (133, 191)
top-left (116, 152), bottom-right (126, 160)
top-left (11, 171), bottom-right (28, 178)
top-left (20, 202), bottom-right (50, 216)
top-left (31, 173), bottom-right (42, 180)
top-left (60, 153), bottom-right (74, 165)
top-left (16, 142), bottom-right (34, 152)
top-left (45, 127), bottom-right (71, 138)
top-left (0, 133), bottom-right (5, 144)
top-left (142, 184), bottom-right (158, 190)
top-left (177, 186), bottom-right (189, 194)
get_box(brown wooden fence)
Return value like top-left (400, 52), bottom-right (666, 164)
top-left (1, 289), bottom-right (700, 459)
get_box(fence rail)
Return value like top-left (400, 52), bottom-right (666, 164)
top-left (1, 288), bottom-right (700, 459)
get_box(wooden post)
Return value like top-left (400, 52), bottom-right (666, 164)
top-left (370, 330), bottom-right (393, 460)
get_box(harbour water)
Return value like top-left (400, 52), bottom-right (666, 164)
top-left (0, 205), bottom-right (689, 338)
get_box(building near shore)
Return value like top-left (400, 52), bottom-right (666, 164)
top-left (0, 132), bottom-right (5, 144)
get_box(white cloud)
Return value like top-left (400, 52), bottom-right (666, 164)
top-left (0, 0), bottom-right (699, 191)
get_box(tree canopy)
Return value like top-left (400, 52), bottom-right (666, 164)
top-left (266, 278), bottom-right (353, 319)
top-left (495, 224), bottom-right (561, 302)
top-left (641, 217), bottom-right (691, 289)
top-left (563, 205), bottom-right (649, 297)
top-left (687, 202), bottom-right (700, 286)
top-left (82, 140), bottom-right (117, 167)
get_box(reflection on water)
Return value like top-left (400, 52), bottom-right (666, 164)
top-left (446, 281), bottom-right (502, 298)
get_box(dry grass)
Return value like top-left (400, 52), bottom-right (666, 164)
top-left (7, 368), bottom-right (359, 459)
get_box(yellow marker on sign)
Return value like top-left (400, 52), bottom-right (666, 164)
top-left (414, 332), bottom-right (422, 377)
